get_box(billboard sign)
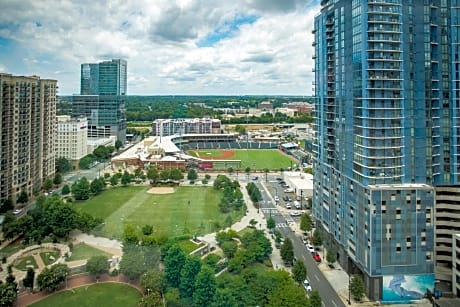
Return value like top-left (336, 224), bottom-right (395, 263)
top-left (382, 274), bottom-right (434, 303)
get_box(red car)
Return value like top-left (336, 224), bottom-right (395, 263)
top-left (312, 251), bottom-right (321, 262)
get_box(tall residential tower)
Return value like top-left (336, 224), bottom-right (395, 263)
top-left (0, 73), bottom-right (57, 205)
top-left (313, 0), bottom-right (459, 301)
top-left (72, 59), bottom-right (127, 141)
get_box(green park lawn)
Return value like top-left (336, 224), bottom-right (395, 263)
top-left (232, 149), bottom-right (296, 170)
top-left (67, 243), bottom-right (112, 262)
top-left (29, 283), bottom-right (141, 307)
top-left (40, 250), bottom-right (60, 266)
top-left (14, 255), bottom-right (38, 271)
top-left (75, 186), bottom-right (244, 239)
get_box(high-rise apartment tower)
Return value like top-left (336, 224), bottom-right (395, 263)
top-left (0, 73), bottom-right (57, 205)
top-left (313, 0), bottom-right (460, 301)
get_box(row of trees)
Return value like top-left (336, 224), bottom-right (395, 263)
top-left (147, 167), bottom-right (184, 185)
top-left (213, 175), bottom-right (245, 213)
top-left (1, 196), bottom-right (101, 244)
top-left (246, 182), bottom-right (262, 204)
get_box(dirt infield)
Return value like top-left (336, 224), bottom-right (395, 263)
top-left (188, 149), bottom-right (235, 160)
top-left (147, 187), bottom-right (175, 194)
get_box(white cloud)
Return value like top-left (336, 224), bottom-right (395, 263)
top-left (0, 0), bottom-right (320, 95)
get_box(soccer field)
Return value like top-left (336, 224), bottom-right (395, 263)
top-left (74, 186), bottom-right (244, 239)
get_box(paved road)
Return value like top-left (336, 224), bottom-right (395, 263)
top-left (255, 178), bottom-right (345, 307)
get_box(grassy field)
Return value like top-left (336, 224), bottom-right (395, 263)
top-left (40, 251), bottom-right (60, 266)
top-left (189, 149), bottom-right (296, 170)
top-left (14, 255), bottom-right (38, 271)
top-left (67, 243), bottom-right (112, 262)
top-left (75, 186), bottom-right (244, 239)
top-left (232, 149), bottom-right (295, 170)
top-left (29, 283), bottom-right (141, 307)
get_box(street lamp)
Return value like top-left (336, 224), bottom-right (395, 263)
top-left (348, 273), bottom-right (351, 305)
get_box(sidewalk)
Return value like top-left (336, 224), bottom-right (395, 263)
top-left (198, 181), bottom-right (287, 271)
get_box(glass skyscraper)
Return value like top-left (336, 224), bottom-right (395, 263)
top-left (73, 59), bottom-right (127, 141)
top-left (313, 0), bottom-right (459, 301)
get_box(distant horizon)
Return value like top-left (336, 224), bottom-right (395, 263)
top-left (0, 0), bottom-right (320, 95)
top-left (59, 93), bottom-right (314, 98)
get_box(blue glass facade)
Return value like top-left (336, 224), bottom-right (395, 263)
top-left (73, 59), bottom-right (127, 141)
top-left (313, 0), bottom-right (459, 300)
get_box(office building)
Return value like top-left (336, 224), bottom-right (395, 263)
top-left (56, 115), bottom-right (88, 165)
top-left (312, 0), bottom-right (460, 301)
top-left (152, 118), bottom-right (221, 137)
top-left (0, 73), bottom-right (57, 205)
top-left (72, 59), bottom-right (127, 141)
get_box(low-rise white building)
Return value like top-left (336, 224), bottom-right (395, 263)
top-left (87, 136), bottom-right (116, 154)
top-left (282, 171), bottom-right (314, 198)
top-left (56, 115), bottom-right (88, 164)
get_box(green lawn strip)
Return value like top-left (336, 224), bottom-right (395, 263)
top-left (0, 241), bottom-right (26, 258)
top-left (40, 251), bottom-right (60, 266)
top-left (14, 255), bottom-right (38, 271)
top-left (74, 186), bottom-right (146, 219)
top-left (29, 283), bottom-right (142, 307)
top-left (232, 149), bottom-right (296, 170)
top-left (67, 243), bottom-right (112, 262)
top-left (176, 239), bottom-right (204, 254)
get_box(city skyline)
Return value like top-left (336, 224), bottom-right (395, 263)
top-left (0, 0), bottom-right (320, 96)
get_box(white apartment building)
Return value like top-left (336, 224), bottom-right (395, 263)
top-left (152, 118), bottom-right (221, 137)
top-left (56, 115), bottom-right (88, 162)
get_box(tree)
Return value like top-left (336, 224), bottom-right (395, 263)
top-left (23, 267), bottom-right (35, 289)
top-left (326, 245), bottom-right (337, 265)
top-left (187, 168), bottom-right (198, 182)
top-left (179, 255), bottom-right (201, 298)
top-left (164, 244), bottom-right (186, 288)
top-left (71, 177), bottom-right (91, 200)
top-left (300, 213), bottom-right (312, 234)
top-left (142, 224), bottom-right (153, 236)
top-left (312, 229), bottom-right (323, 247)
top-left (267, 216), bottom-right (276, 231)
top-left (110, 175), bottom-right (119, 186)
top-left (147, 167), bottom-right (160, 184)
top-left (310, 290), bottom-right (322, 307)
top-left (90, 177), bottom-right (104, 195)
top-left (193, 266), bottom-right (216, 307)
top-left (292, 260), bottom-right (307, 285)
top-left (138, 291), bottom-right (163, 307)
top-left (221, 240), bottom-right (238, 259)
top-left (86, 255), bottom-right (109, 280)
top-left (0, 281), bottom-right (17, 307)
top-left (123, 224), bottom-right (139, 244)
top-left (245, 167), bottom-right (251, 177)
top-left (141, 269), bottom-right (164, 295)
top-left (16, 190), bottom-right (28, 204)
top-left (0, 198), bottom-right (13, 214)
top-left (37, 263), bottom-right (70, 292)
top-left (120, 248), bottom-right (146, 280)
top-left (61, 184), bottom-right (70, 195)
top-left (43, 178), bottom-right (53, 191)
top-left (56, 157), bottom-right (72, 173)
top-left (115, 139), bottom-right (123, 150)
top-left (53, 173), bottom-right (63, 185)
top-left (280, 237), bottom-right (294, 265)
top-left (234, 125), bottom-right (246, 135)
top-left (170, 168), bottom-right (183, 181)
top-left (267, 283), bottom-right (310, 307)
top-left (121, 171), bottom-right (132, 186)
top-left (350, 275), bottom-right (365, 302)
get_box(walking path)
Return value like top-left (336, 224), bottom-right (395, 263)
top-left (198, 181), bottom-right (287, 271)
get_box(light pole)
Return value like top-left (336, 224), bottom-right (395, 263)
top-left (348, 273), bottom-right (351, 305)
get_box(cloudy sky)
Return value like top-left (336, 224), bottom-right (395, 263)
top-left (0, 0), bottom-right (320, 95)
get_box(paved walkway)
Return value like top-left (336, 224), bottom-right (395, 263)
top-left (198, 181), bottom-right (287, 271)
top-left (70, 231), bottom-right (123, 257)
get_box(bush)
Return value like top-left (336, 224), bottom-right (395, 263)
top-left (110, 269), bottom-right (119, 276)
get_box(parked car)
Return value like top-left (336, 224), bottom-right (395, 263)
top-left (294, 201), bottom-right (301, 209)
top-left (290, 211), bottom-right (301, 217)
top-left (285, 203), bottom-right (292, 209)
top-left (284, 188), bottom-right (294, 193)
top-left (274, 195), bottom-right (280, 202)
top-left (303, 279), bottom-right (312, 292)
top-left (13, 209), bottom-right (23, 215)
top-left (283, 195), bottom-right (289, 201)
top-left (312, 251), bottom-right (321, 262)
top-left (306, 243), bottom-right (315, 253)
top-left (252, 176), bottom-right (259, 180)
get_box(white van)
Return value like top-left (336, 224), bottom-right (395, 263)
top-left (294, 201), bottom-right (301, 209)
